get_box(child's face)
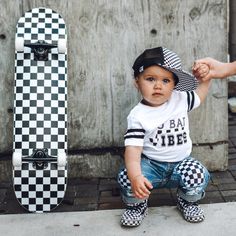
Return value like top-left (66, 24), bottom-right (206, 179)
top-left (135, 65), bottom-right (175, 107)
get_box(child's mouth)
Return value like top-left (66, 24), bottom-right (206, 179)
top-left (152, 92), bottom-right (162, 96)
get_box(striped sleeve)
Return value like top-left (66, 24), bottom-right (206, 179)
top-left (186, 91), bottom-right (200, 112)
top-left (124, 116), bottom-right (145, 146)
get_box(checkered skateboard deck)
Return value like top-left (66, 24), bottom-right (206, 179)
top-left (12, 7), bottom-right (67, 213)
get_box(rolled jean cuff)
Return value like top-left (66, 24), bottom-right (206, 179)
top-left (177, 188), bottom-right (205, 202)
top-left (120, 189), bottom-right (147, 205)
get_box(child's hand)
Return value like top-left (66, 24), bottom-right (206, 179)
top-left (131, 175), bottom-right (153, 199)
top-left (192, 62), bottom-right (210, 81)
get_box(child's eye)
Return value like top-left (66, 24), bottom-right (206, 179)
top-left (145, 77), bottom-right (155, 82)
top-left (163, 78), bottom-right (171, 84)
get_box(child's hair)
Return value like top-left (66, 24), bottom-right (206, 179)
top-left (173, 73), bottom-right (179, 86)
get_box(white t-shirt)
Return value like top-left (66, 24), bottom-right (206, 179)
top-left (124, 90), bottom-right (200, 162)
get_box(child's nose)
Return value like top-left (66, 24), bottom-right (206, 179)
top-left (154, 80), bottom-right (162, 89)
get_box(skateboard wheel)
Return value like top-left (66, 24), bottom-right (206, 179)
top-left (15, 37), bottom-right (24, 52)
top-left (58, 151), bottom-right (67, 167)
top-left (58, 38), bottom-right (67, 53)
top-left (12, 152), bottom-right (22, 167)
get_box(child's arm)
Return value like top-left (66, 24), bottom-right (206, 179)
top-left (192, 63), bottom-right (211, 103)
top-left (125, 146), bottom-right (153, 199)
top-left (195, 79), bottom-right (211, 103)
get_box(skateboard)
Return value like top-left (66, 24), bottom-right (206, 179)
top-left (12, 7), bottom-right (67, 212)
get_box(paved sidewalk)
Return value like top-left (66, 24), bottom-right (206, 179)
top-left (0, 202), bottom-right (236, 236)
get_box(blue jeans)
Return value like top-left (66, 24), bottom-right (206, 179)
top-left (117, 155), bottom-right (210, 205)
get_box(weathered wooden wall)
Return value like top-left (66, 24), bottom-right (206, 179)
top-left (0, 0), bottom-right (228, 179)
top-left (230, 0), bottom-right (236, 61)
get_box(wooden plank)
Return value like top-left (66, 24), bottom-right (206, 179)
top-left (192, 143), bottom-right (228, 171)
top-left (67, 0), bottom-right (115, 149)
top-left (0, 0), bottom-right (22, 153)
top-left (68, 153), bottom-right (123, 178)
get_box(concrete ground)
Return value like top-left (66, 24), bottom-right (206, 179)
top-left (0, 202), bottom-right (236, 236)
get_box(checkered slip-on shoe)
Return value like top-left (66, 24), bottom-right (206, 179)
top-left (121, 200), bottom-right (148, 227)
top-left (177, 196), bottom-right (205, 223)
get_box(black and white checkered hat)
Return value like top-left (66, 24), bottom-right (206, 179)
top-left (132, 47), bottom-right (198, 91)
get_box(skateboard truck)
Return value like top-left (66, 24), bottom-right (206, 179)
top-left (26, 148), bottom-right (56, 170)
top-left (13, 148), bottom-right (67, 170)
top-left (32, 148), bottom-right (52, 169)
top-left (15, 37), bottom-right (67, 61)
top-left (25, 41), bottom-right (56, 61)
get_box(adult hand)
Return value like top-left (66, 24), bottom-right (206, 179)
top-left (192, 57), bottom-right (229, 80)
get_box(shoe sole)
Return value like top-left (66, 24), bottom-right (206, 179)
top-left (121, 209), bottom-right (148, 227)
top-left (177, 204), bottom-right (205, 223)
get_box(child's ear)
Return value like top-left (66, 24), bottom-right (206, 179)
top-left (134, 78), bottom-right (139, 89)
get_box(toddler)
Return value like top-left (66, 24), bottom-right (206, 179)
top-left (118, 47), bottom-right (211, 227)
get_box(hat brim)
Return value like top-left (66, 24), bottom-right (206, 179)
top-left (162, 65), bottom-right (198, 92)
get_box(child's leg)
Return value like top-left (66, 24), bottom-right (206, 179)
top-left (173, 157), bottom-right (210, 223)
top-left (118, 156), bottom-right (170, 204)
top-left (117, 156), bottom-right (167, 226)
top-left (174, 157), bottom-right (210, 202)
top-left (117, 167), bottom-right (148, 226)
